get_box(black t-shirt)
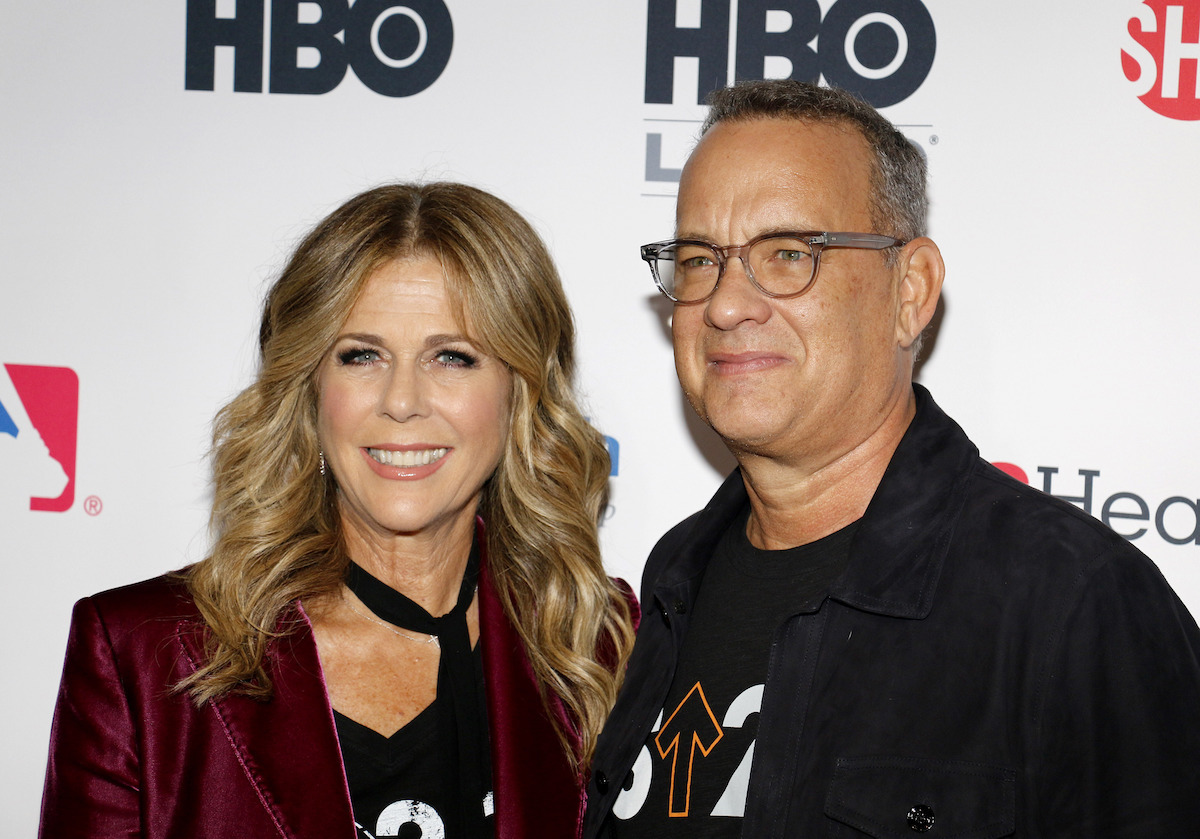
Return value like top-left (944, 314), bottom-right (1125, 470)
top-left (614, 509), bottom-right (856, 838)
top-left (337, 647), bottom-right (494, 839)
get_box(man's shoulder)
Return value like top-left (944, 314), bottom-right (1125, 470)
top-left (957, 459), bottom-right (1170, 590)
top-left (649, 506), bottom-right (712, 557)
top-left (902, 389), bottom-right (1155, 577)
top-left (969, 460), bottom-right (1135, 547)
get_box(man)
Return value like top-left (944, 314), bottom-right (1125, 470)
top-left (584, 80), bottom-right (1200, 838)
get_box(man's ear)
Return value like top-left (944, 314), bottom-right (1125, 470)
top-left (895, 237), bottom-right (945, 349)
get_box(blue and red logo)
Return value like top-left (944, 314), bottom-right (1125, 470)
top-left (0, 364), bottom-right (79, 512)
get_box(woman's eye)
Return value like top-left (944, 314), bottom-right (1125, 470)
top-left (337, 347), bottom-right (382, 366)
top-left (434, 349), bottom-right (478, 368)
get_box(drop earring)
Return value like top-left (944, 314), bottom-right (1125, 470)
top-left (319, 450), bottom-right (326, 477)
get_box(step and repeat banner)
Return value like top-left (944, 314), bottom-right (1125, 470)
top-left (3, 1), bottom-right (1198, 831)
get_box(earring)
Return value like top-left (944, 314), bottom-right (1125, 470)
top-left (319, 450), bottom-right (326, 477)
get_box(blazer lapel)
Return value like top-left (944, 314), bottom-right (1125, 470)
top-left (178, 610), bottom-right (357, 839)
top-left (479, 563), bottom-right (585, 839)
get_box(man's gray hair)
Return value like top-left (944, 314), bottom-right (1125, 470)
top-left (703, 80), bottom-right (928, 242)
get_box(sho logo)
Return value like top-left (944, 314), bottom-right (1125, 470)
top-left (1122, 0), bottom-right (1200, 120)
top-left (645, 0), bottom-right (936, 109)
top-left (185, 0), bottom-right (453, 97)
top-left (1, 364), bottom-right (79, 513)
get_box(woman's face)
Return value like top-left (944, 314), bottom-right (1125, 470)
top-left (317, 256), bottom-right (512, 547)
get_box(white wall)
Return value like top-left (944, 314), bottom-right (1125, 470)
top-left (4, 1), bottom-right (1197, 833)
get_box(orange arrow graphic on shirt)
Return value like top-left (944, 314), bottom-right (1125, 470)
top-left (654, 682), bottom-right (724, 817)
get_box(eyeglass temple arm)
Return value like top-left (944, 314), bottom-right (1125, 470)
top-left (822, 233), bottom-right (906, 249)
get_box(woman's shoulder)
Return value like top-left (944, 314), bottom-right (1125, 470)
top-left (73, 570), bottom-right (203, 638)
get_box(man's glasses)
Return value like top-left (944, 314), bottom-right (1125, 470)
top-left (640, 231), bottom-right (906, 304)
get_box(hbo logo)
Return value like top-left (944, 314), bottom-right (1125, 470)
top-left (185, 0), bottom-right (453, 97)
top-left (646, 0), bottom-right (936, 108)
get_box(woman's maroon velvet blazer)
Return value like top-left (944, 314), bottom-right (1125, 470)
top-left (38, 561), bottom-right (624, 838)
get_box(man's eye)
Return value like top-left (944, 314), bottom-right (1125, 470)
top-left (679, 255), bottom-right (716, 269)
top-left (775, 249), bottom-right (809, 262)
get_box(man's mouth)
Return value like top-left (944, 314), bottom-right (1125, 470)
top-left (707, 351), bottom-right (789, 372)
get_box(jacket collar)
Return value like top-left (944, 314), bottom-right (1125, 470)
top-left (478, 528), bottom-right (586, 839)
top-left (658, 386), bottom-right (978, 621)
top-left (828, 385), bottom-right (978, 619)
top-left (177, 608), bottom-right (356, 839)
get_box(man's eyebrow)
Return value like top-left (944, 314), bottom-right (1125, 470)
top-left (671, 227), bottom-right (820, 244)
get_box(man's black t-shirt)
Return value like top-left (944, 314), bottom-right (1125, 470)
top-left (614, 509), bottom-right (855, 838)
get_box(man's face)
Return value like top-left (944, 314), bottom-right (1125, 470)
top-left (672, 118), bottom-right (912, 468)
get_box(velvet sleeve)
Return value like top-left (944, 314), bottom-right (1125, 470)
top-left (39, 596), bottom-right (143, 839)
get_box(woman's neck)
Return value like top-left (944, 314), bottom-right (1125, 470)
top-left (339, 513), bottom-right (476, 617)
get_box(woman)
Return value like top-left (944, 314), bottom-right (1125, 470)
top-left (39, 183), bottom-right (637, 839)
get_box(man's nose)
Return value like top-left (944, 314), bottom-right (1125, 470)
top-left (704, 255), bottom-right (771, 330)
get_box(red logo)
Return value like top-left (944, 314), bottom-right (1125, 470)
top-left (1, 364), bottom-right (79, 512)
top-left (1122, 1), bottom-right (1200, 120)
top-left (991, 462), bottom-right (1029, 484)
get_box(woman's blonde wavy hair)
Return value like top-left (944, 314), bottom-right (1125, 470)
top-left (181, 182), bottom-right (635, 766)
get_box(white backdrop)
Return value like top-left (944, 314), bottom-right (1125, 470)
top-left (3, 1), bottom-right (1198, 833)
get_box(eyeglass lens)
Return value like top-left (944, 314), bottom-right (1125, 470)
top-left (655, 236), bottom-right (817, 302)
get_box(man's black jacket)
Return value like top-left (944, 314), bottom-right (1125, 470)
top-left (585, 386), bottom-right (1200, 838)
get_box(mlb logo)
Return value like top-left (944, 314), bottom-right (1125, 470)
top-left (0, 364), bottom-right (79, 512)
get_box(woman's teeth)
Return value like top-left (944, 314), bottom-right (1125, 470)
top-left (366, 447), bottom-right (448, 467)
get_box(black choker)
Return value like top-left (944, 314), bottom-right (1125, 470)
top-left (345, 548), bottom-right (478, 637)
top-left (344, 541), bottom-right (488, 836)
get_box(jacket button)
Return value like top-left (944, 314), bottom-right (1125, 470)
top-left (595, 771), bottom-right (609, 793)
top-left (672, 599), bottom-right (687, 614)
top-left (907, 804), bottom-right (935, 832)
